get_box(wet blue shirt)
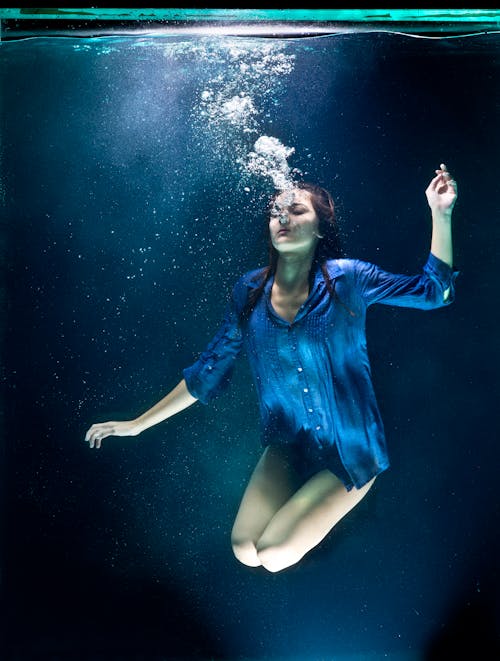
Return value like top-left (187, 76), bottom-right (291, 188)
top-left (183, 252), bottom-right (459, 489)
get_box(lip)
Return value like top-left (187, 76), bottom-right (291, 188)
top-left (277, 228), bottom-right (290, 235)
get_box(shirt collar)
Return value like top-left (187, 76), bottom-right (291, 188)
top-left (246, 260), bottom-right (344, 292)
top-left (312, 260), bottom-right (344, 289)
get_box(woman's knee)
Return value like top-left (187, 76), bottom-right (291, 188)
top-left (255, 539), bottom-right (302, 573)
top-left (231, 534), bottom-right (261, 567)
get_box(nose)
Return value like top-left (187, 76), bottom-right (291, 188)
top-left (278, 213), bottom-right (289, 225)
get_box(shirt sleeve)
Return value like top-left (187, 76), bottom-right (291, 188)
top-left (182, 281), bottom-right (245, 404)
top-left (353, 251), bottom-right (460, 309)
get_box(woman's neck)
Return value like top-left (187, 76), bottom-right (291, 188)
top-left (275, 252), bottom-right (315, 293)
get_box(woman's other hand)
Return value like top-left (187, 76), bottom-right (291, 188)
top-left (85, 420), bottom-right (140, 449)
top-left (425, 163), bottom-right (458, 216)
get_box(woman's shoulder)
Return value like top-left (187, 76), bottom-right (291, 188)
top-left (228, 267), bottom-right (267, 311)
top-left (323, 256), bottom-right (367, 276)
top-left (234, 266), bottom-right (267, 289)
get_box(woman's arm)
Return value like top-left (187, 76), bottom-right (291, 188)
top-left (85, 378), bottom-right (197, 449)
top-left (352, 164), bottom-right (459, 309)
top-left (85, 275), bottom-right (247, 449)
top-left (427, 163), bottom-right (457, 268)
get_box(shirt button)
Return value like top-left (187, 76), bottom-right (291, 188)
top-left (303, 388), bottom-right (309, 393)
top-left (297, 367), bottom-right (303, 372)
top-left (316, 425), bottom-right (321, 431)
top-left (308, 408), bottom-right (313, 413)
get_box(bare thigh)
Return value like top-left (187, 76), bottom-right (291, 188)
top-left (231, 445), bottom-right (303, 544)
top-left (256, 469), bottom-right (376, 568)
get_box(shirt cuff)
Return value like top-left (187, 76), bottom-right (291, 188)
top-left (183, 365), bottom-right (209, 405)
top-left (426, 252), bottom-right (460, 304)
top-left (427, 252), bottom-right (460, 285)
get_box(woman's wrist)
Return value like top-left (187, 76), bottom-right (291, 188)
top-left (431, 208), bottom-right (453, 222)
top-left (131, 417), bottom-right (146, 435)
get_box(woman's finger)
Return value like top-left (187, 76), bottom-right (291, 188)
top-left (429, 172), bottom-right (443, 191)
top-left (86, 425), bottom-right (107, 447)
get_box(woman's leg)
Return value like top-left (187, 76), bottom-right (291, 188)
top-left (231, 446), bottom-right (303, 567)
top-left (255, 470), bottom-right (376, 573)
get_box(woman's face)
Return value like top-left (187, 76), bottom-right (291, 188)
top-left (269, 189), bottom-right (320, 256)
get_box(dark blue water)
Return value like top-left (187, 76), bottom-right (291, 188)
top-left (1, 31), bottom-right (499, 660)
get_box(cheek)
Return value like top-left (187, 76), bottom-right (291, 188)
top-left (299, 221), bottom-right (318, 236)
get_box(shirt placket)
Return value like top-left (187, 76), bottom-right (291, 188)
top-left (287, 323), bottom-right (325, 448)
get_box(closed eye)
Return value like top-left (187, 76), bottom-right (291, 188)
top-left (289, 204), bottom-right (307, 214)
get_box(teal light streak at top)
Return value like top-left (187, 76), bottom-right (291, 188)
top-left (0, 8), bottom-right (499, 22)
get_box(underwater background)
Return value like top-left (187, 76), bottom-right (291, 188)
top-left (1, 28), bottom-right (499, 660)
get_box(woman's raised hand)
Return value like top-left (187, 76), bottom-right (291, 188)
top-left (85, 420), bottom-right (140, 449)
top-left (425, 163), bottom-right (458, 216)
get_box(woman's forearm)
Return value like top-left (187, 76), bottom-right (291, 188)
top-left (430, 209), bottom-right (453, 268)
top-left (133, 378), bottom-right (197, 434)
top-left (426, 164), bottom-right (456, 268)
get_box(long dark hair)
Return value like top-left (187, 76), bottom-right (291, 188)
top-left (241, 182), bottom-right (354, 320)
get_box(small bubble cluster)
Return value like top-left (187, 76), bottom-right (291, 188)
top-left (240, 135), bottom-right (301, 192)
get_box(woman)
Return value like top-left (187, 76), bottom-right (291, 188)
top-left (85, 164), bottom-right (459, 573)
